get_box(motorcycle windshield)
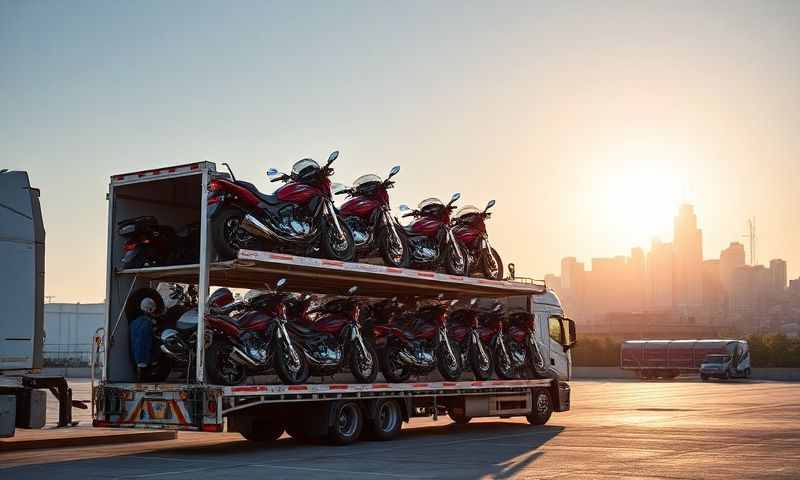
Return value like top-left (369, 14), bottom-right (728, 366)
top-left (417, 197), bottom-right (444, 210)
top-left (291, 158), bottom-right (320, 176)
top-left (455, 205), bottom-right (480, 218)
top-left (353, 174), bottom-right (382, 187)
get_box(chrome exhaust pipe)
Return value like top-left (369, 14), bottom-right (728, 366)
top-left (241, 214), bottom-right (282, 241)
top-left (230, 346), bottom-right (260, 367)
top-left (241, 213), bottom-right (317, 243)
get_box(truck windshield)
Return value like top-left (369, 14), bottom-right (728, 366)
top-left (704, 355), bottom-right (730, 364)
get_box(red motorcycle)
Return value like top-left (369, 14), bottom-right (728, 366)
top-left (495, 310), bottom-right (547, 379)
top-left (374, 298), bottom-right (463, 382)
top-left (452, 200), bottom-right (503, 280)
top-left (207, 151), bottom-right (355, 261)
top-left (448, 298), bottom-right (494, 380)
top-left (398, 193), bottom-right (470, 276)
top-left (163, 280), bottom-right (310, 385)
top-left (285, 286), bottom-right (379, 383)
top-left (338, 166), bottom-right (410, 268)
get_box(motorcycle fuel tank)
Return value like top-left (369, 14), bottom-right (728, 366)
top-left (410, 217), bottom-right (443, 237)
top-left (275, 182), bottom-right (324, 206)
top-left (453, 224), bottom-right (482, 247)
top-left (340, 196), bottom-right (381, 218)
top-left (508, 325), bottom-right (528, 343)
top-left (314, 315), bottom-right (349, 335)
top-left (413, 322), bottom-right (437, 340)
top-left (235, 311), bottom-right (273, 333)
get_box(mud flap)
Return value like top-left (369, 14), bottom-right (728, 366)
top-left (551, 381), bottom-right (571, 412)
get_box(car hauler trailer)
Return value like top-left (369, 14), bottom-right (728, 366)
top-left (95, 162), bottom-right (574, 443)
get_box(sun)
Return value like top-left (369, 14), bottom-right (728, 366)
top-left (592, 142), bottom-right (691, 249)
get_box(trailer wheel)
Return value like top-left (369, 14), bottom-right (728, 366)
top-left (526, 389), bottom-right (552, 425)
top-left (364, 399), bottom-right (403, 441)
top-left (327, 401), bottom-right (363, 445)
top-left (240, 420), bottom-right (284, 443)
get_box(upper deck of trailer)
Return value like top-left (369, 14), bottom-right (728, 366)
top-left (118, 249), bottom-right (546, 298)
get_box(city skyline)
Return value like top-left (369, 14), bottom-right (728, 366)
top-left (547, 203), bottom-right (795, 336)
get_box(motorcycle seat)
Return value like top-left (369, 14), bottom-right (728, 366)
top-left (236, 180), bottom-right (281, 205)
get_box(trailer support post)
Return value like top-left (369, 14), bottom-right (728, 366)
top-left (196, 168), bottom-right (210, 383)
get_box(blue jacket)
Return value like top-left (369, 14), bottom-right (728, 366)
top-left (130, 314), bottom-right (154, 367)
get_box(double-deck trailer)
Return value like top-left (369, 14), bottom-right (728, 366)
top-left (94, 162), bottom-right (575, 443)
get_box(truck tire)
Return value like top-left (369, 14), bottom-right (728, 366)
top-left (240, 419), bottom-right (284, 442)
top-left (327, 401), bottom-right (363, 445)
top-left (364, 399), bottom-right (403, 441)
top-left (526, 389), bottom-right (553, 425)
top-left (449, 412), bottom-right (472, 425)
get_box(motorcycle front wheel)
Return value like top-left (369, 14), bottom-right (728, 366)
top-left (444, 242), bottom-right (470, 277)
top-left (275, 336), bottom-right (310, 385)
top-left (494, 342), bottom-right (516, 380)
top-left (482, 247), bottom-right (504, 281)
top-left (437, 341), bottom-right (463, 381)
top-left (470, 341), bottom-right (493, 380)
top-left (528, 339), bottom-right (549, 378)
top-left (321, 215), bottom-right (356, 262)
top-left (350, 341), bottom-right (378, 383)
top-left (378, 227), bottom-right (410, 268)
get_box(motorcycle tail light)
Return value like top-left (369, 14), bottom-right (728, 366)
top-left (209, 179), bottom-right (222, 192)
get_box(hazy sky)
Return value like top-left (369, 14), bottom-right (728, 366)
top-left (2, 1), bottom-right (799, 302)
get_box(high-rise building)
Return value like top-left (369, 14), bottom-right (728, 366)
top-left (628, 247), bottom-right (647, 311)
top-left (769, 259), bottom-right (787, 292)
top-left (544, 273), bottom-right (561, 292)
top-left (731, 265), bottom-right (772, 332)
top-left (646, 239), bottom-right (673, 310)
top-left (702, 259), bottom-right (724, 316)
top-left (720, 242), bottom-right (746, 293)
top-left (672, 204), bottom-right (703, 307)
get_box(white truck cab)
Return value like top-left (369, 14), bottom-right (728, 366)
top-left (531, 290), bottom-right (576, 380)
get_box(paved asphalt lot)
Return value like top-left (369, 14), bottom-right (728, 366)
top-left (2, 379), bottom-right (798, 479)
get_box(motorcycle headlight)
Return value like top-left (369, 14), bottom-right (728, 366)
top-left (160, 329), bottom-right (182, 348)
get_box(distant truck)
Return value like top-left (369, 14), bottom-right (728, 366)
top-left (620, 339), bottom-right (751, 380)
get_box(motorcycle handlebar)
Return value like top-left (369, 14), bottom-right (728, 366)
top-left (401, 212), bottom-right (416, 218)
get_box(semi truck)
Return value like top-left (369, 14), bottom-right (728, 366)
top-left (620, 339), bottom-right (751, 380)
top-left (0, 170), bottom-right (79, 437)
top-left (93, 162), bottom-right (576, 444)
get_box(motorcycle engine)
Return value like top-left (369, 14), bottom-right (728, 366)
top-left (409, 237), bottom-right (438, 262)
top-left (305, 338), bottom-right (342, 367)
top-left (344, 217), bottom-right (370, 247)
top-left (241, 332), bottom-right (269, 365)
top-left (276, 205), bottom-right (312, 237)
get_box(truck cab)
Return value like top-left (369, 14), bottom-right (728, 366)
top-left (531, 290), bottom-right (576, 380)
top-left (699, 340), bottom-right (751, 381)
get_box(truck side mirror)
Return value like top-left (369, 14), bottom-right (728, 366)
top-left (563, 318), bottom-right (577, 350)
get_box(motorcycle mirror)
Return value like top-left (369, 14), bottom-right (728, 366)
top-left (327, 150), bottom-right (339, 164)
top-left (449, 299), bottom-right (459, 306)
top-left (450, 192), bottom-right (461, 203)
top-left (347, 285), bottom-right (358, 296)
top-left (275, 278), bottom-right (287, 289)
top-left (398, 204), bottom-right (411, 212)
top-left (469, 298), bottom-right (478, 307)
top-left (267, 168), bottom-right (279, 177)
top-left (388, 165), bottom-right (400, 178)
top-left (485, 199), bottom-right (496, 211)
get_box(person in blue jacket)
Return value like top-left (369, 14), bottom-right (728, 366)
top-left (130, 297), bottom-right (158, 381)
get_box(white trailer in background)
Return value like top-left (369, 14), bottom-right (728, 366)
top-left (0, 170), bottom-right (79, 437)
top-left (95, 163), bottom-right (575, 443)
